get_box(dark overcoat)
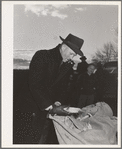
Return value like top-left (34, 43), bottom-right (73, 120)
top-left (14, 44), bottom-right (74, 143)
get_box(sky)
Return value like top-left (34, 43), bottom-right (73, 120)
top-left (13, 2), bottom-right (119, 69)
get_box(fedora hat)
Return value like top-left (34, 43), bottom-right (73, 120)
top-left (59, 33), bottom-right (84, 56)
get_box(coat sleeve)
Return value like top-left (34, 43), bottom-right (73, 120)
top-left (28, 50), bottom-right (53, 111)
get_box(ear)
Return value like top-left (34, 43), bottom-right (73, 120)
top-left (61, 44), bottom-right (67, 52)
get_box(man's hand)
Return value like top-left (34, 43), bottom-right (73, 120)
top-left (49, 105), bottom-right (70, 116)
top-left (45, 101), bottom-right (61, 111)
top-left (54, 101), bottom-right (61, 106)
top-left (71, 54), bottom-right (81, 64)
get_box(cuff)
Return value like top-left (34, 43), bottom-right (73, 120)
top-left (45, 105), bottom-right (53, 111)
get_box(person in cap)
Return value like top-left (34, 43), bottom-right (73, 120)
top-left (76, 63), bottom-right (97, 109)
top-left (14, 33), bottom-right (84, 144)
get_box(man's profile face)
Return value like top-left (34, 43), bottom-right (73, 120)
top-left (60, 44), bottom-right (77, 62)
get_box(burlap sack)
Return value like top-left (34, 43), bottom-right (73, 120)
top-left (49, 102), bottom-right (117, 144)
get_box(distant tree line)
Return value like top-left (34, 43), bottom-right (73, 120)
top-left (91, 28), bottom-right (118, 64)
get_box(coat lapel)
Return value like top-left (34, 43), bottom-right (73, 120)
top-left (51, 61), bottom-right (73, 87)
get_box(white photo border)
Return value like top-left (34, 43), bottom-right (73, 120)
top-left (1, 1), bottom-right (121, 148)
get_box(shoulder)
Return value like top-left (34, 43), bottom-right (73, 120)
top-left (31, 44), bottom-right (61, 63)
top-left (34, 50), bottom-right (48, 57)
top-left (29, 50), bottom-right (50, 65)
top-left (35, 44), bottom-right (60, 56)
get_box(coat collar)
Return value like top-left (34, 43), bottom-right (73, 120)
top-left (52, 44), bottom-right (62, 62)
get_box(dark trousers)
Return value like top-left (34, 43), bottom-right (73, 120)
top-left (39, 119), bottom-right (59, 144)
top-left (77, 94), bottom-right (95, 109)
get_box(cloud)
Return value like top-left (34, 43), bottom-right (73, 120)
top-left (75, 7), bottom-right (87, 12)
top-left (51, 10), bottom-right (68, 19)
top-left (24, 5), bottom-right (44, 16)
top-left (51, 4), bottom-right (70, 9)
top-left (41, 9), bottom-right (49, 16)
top-left (24, 4), bottom-right (69, 19)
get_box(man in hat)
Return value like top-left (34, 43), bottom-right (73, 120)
top-left (14, 33), bottom-right (84, 144)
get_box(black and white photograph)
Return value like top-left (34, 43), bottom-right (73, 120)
top-left (2, 1), bottom-right (121, 148)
